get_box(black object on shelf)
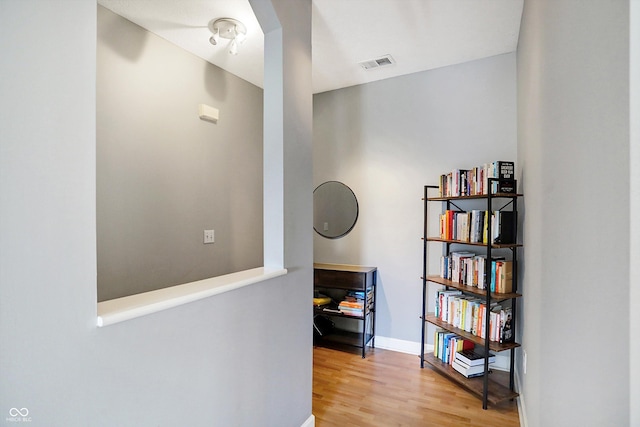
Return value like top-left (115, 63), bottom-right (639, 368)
top-left (313, 315), bottom-right (335, 337)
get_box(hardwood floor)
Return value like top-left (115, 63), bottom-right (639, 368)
top-left (313, 346), bottom-right (520, 427)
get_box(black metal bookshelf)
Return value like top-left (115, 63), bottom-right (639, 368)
top-left (420, 179), bottom-right (523, 409)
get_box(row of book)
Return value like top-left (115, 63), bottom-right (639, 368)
top-left (438, 209), bottom-right (515, 244)
top-left (434, 330), bottom-right (474, 365)
top-left (337, 290), bottom-right (373, 317)
top-left (440, 252), bottom-right (513, 293)
top-left (435, 289), bottom-right (514, 343)
top-left (434, 330), bottom-right (496, 378)
top-left (438, 161), bottom-right (515, 197)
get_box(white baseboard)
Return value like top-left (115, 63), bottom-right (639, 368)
top-left (301, 414), bottom-right (315, 427)
top-left (491, 353), bottom-right (510, 371)
top-left (373, 336), bottom-right (426, 355)
top-left (515, 370), bottom-right (527, 427)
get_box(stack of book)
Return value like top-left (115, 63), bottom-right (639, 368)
top-left (338, 290), bottom-right (372, 317)
top-left (338, 300), bottom-right (363, 316)
top-left (451, 348), bottom-right (496, 378)
top-left (434, 330), bottom-right (474, 366)
top-left (438, 161), bottom-right (516, 197)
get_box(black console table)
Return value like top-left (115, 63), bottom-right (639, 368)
top-left (313, 263), bottom-right (377, 358)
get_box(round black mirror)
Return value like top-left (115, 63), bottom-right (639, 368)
top-left (313, 181), bottom-right (359, 239)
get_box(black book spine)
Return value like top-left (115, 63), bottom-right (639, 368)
top-left (497, 161), bottom-right (515, 180)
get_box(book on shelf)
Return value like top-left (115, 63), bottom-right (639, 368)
top-left (487, 161), bottom-right (516, 195)
top-left (441, 333), bottom-right (456, 363)
top-left (441, 252), bottom-right (516, 293)
top-left (495, 161), bottom-right (515, 180)
top-left (485, 302), bottom-right (513, 343)
top-left (435, 289), bottom-right (462, 321)
top-left (451, 358), bottom-right (493, 378)
top-left (492, 260), bottom-right (513, 293)
top-left (440, 255), bottom-right (450, 280)
top-left (469, 210), bottom-right (484, 243)
top-left (447, 254), bottom-right (489, 289)
top-left (489, 305), bottom-right (502, 342)
top-left (322, 289), bottom-right (373, 317)
top-left (434, 330), bottom-right (474, 365)
top-left (439, 252), bottom-right (513, 294)
top-left (455, 348), bottom-right (496, 366)
top-left (450, 251), bottom-right (475, 283)
top-left (492, 210), bottom-right (515, 244)
top-left (496, 179), bottom-right (516, 194)
top-left (339, 301), bottom-right (364, 309)
top-left (339, 307), bottom-right (364, 316)
top-left (500, 306), bottom-right (514, 343)
top-left (438, 209), bottom-right (515, 245)
top-left (438, 161), bottom-right (516, 197)
top-left (434, 291), bottom-right (510, 343)
top-left (475, 255), bottom-right (487, 289)
top-left (338, 300), bottom-right (364, 316)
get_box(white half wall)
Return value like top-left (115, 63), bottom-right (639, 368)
top-left (0, 1), bottom-right (313, 426)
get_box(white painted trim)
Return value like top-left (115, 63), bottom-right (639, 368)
top-left (491, 353), bottom-right (510, 371)
top-left (374, 336), bottom-right (426, 355)
top-left (300, 414), bottom-right (315, 427)
top-left (97, 267), bottom-right (287, 327)
top-left (515, 369), bottom-right (527, 427)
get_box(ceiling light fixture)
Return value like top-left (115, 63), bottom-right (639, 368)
top-left (208, 18), bottom-right (247, 56)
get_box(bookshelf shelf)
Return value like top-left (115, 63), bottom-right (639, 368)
top-left (315, 329), bottom-right (374, 348)
top-left (313, 263), bottom-right (377, 358)
top-left (424, 314), bottom-right (520, 352)
top-left (426, 193), bottom-right (523, 202)
top-left (314, 306), bottom-right (366, 320)
top-left (425, 275), bottom-right (522, 300)
top-left (422, 353), bottom-right (519, 406)
top-left (420, 176), bottom-right (522, 409)
top-left (424, 237), bottom-right (522, 249)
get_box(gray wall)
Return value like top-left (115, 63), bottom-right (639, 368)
top-left (632, 2), bottom-right (640, 425)
top-left (97, 6), bottom-right (264, 301)
top-left (0, 0), bottom-right (312, 426)
top-left (517, 0), bottom-right (630, 425)
top-left (313, 53), bottom-right (517, 345)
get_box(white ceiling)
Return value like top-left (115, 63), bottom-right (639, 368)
top-left (98, 0), bottom-right (523, 94)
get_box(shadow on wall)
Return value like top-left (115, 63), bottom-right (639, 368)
top-left (96, 6), bottom-right (264, 302)
top-left (97, 4), bottom-right (148, 62)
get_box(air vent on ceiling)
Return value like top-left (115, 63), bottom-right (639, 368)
top-left (359, 54), bottom-right (395, 70)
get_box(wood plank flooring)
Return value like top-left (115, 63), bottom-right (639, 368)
top-left (313, 346), bottom-right (520, 427)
